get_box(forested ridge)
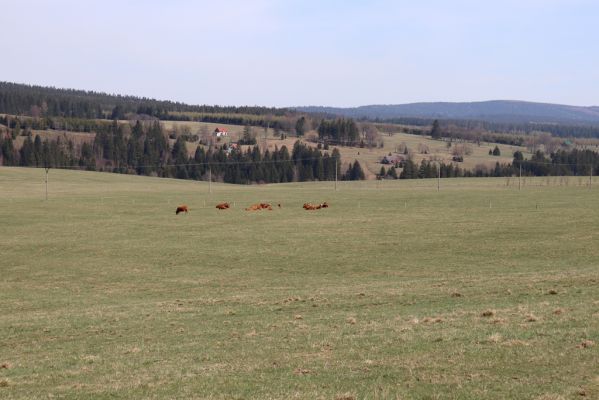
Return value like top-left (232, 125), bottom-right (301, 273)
top-left (0, 81), bottom-right (288, 120)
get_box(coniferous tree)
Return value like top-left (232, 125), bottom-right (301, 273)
top-left (19, 135), bottom-right (34, 166)
top-left (430, 119), bottom-right (441, 139)
top-left (295, 117), bottom-right (306, 136)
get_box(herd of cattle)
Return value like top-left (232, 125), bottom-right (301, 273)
top-left (175, 201), bottom-right (329, 214)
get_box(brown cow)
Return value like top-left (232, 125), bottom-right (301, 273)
top-left (246, 203), bottom-right (273, 211)
top-left (176, 205), bottom-right (189, 214)
top-left (303, 202), bottom-right (329, 210)
top-left (216, 202), bottom-right (230, 210)
top-left (245, 204), bottom-right (261, 211)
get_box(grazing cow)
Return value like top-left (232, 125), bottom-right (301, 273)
top-left (176, 205), bottom-right (189, 214)
top-left (216, 202), bottom-right (230, 210)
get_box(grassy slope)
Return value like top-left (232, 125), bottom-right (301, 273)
top-left (141, 119), bottom-right (531, 177)
top-left (1, 168), bottom-right (598, 399)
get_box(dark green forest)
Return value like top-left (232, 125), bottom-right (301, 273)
top-left (0, 120), bottom-right (350, 184)
top-left (0, 81), bottom-right (288, 120)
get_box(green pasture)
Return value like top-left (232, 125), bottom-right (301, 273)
top-left (0, 168), bottom-right (598, 399)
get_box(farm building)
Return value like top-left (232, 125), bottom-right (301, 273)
top-left (381, 154), bottom-right (404, 165)
top-left (214, 128), bottom-right (229, 138)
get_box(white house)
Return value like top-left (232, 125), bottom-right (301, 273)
top-left (213, 127), bottom-right (228, 138)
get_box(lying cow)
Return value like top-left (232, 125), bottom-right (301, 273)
top-left (303, 202), bottom-right (329, 210)
top-left (176, 205), bottom-right (189, 214)
top-left (260, 203), bottom-right (273, 210)
top-left (216, 202), bottom-right (230, 210)
top-left (246, 203), bottom-right (273, 211)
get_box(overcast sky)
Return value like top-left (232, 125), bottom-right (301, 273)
top-left (2, 0), bottom-right (598, 107)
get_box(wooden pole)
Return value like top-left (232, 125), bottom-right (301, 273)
top-left (209, 166), bottom-right (212, 194)
top-left (519, 163), bottom-right (522, 191)
top-left (334, 158), bottom-right (338, 191)
top-left (437, 163), bottom-right (440, 192)
top-left (45, 167), bottom-right (49, 200)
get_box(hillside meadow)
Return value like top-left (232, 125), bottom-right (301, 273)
top-left (5, 114), bottom-right (530, 180)
top-left (0, 168), bottom-right (598, 399)
top-left (159, 120), bottom-right (530, 177)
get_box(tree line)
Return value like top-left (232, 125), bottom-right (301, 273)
top-left (388, 148), bottom-right (599, 180)
top-left (0, 121), bottom-right (357, 183)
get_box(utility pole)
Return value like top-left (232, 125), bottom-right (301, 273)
top-left (519, 163), bottom-right (522, 191)
top-left (45, 167), bottom-right (49, 200)
top-left (590, 165), bottom-right (593, 190)
top-left (334, 158), bottom-right (338, 191)
top-left (264, 123), bottom-right (268, 151)
top-left (209, 165), bottom-right (212, 194)
top-left (437, 163), bottom-right (440, 192)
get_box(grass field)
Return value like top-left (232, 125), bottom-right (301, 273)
top-left (1, 168), bottom-right (598, 399)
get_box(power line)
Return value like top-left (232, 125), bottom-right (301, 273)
top-left (14, 155), bottom-right (341, 171)
top-left (512, 160), bottom-right (594, 167)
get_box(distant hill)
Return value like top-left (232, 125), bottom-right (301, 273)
top-left (0, 81), bottom-right (287, 120)
top-left (296, 101), bottom-right (599, 125)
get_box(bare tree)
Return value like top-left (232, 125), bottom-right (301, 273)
top-left (199, 125), bottom-right (211, 145)
top-left (397, 142), bottom-right (408, 154)
top-left (363, 124), bottom-right (381, 149)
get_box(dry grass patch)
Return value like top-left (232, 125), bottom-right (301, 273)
top-left (577, 340), bottom-right (595, 349)
top-left (487, 333), bottom-right (503, 344)
top-left (503, 339), bottom-right (531, 347)
top-left (293, 368), bottom-right (312, 375)
top-left (526, 314), bottom-right (539, 322)
top-left (335, 394), bottom-right (356, 400)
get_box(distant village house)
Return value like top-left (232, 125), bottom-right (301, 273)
top-left (381, 154), bottom-right (404, 165)
top-left (213, 127), bottom-right (228, 138)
